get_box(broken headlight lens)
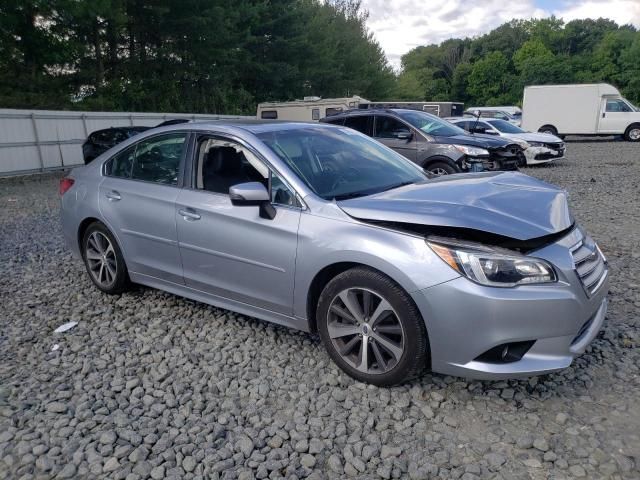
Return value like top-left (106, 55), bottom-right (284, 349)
top-left (427, 238), bottom-right (557, 287)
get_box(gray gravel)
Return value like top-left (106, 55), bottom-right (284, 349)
top-left (1, 139), bottom-right (639, 479)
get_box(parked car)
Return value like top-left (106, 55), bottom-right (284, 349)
top-left (60, 121), bottom-right (608, 386)
top-left (451, 117), bottom-right (565, 166)
top-left (321, 108), bottom-right (522, 175)
top-left (82, 126), bottom-right (150, 164)
top-left (522, 83), bottom-right (640, 141)
top-left (463, 108), bottom-right (521, 127)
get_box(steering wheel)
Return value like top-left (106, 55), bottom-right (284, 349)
top-left (329, 166), bottom-right (361, 191)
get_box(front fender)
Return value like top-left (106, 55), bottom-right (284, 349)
top-left (292, 212), bottom-right (460, 319)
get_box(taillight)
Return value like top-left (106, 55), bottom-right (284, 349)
top-left (59, 177), bottom-right (75, 195)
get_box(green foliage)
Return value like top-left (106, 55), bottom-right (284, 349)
top-left (0, 0), bottom-right (394, 113)
top-left (397, 17), bottom-right (640, 106)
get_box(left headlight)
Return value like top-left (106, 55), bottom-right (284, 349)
top-left (427, 238), bottom-right (557, 287)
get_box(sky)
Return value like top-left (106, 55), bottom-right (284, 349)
top-left (363, 0), bottom-right (640, 69)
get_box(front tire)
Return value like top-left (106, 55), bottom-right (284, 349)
top-left (425, 160), bottom-right (458, 176)
top-left (82, 222), bottom-right (130, 294)
top-left (317, 267), bottom-right (429, 386)
top-left (624, 124), bottom-right (640, 142)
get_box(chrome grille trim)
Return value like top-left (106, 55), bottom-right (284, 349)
top-left (570, 236), bottom-right (607, 297)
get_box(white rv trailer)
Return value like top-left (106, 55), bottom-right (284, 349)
top-left (256, 96), bottom-right (368, 122)
top-left (522, 83), bottom-right (640, 141)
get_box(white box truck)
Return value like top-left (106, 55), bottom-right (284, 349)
top-left (522, 83), bottom-right (640, 141)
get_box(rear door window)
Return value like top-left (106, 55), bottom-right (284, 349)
top-left (105, 145), bottom-right (136, 178)
top-left (344, 115), bottom-right (372, 136)
top-left (130, 133), bottom-right (187, 185)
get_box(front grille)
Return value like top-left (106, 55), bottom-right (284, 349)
top-left (571, 236), bottom-right (607, 296)
top-left (544, 142), bottom-right (564, 150)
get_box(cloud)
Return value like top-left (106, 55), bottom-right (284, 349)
top-left (362, 0), bottom-right (640, 69)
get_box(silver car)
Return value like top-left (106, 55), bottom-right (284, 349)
top-left (60, 121), bottom-right (609, 386)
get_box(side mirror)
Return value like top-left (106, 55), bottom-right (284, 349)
top-left (396, 130), bottom-right (412, 140)
top-left (473, 109), bottom-right (481, 118)
top-left (229, 182), bottom-right (276, 219)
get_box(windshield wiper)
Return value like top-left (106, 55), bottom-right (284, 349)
top-left (377, 181), bottom-right (415, 193)
top-left (332, 191), bottom-right (371, 201)
top-left (333, 181), bottom-right (415, 201)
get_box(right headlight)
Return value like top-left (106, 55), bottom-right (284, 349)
top-left (427, 237), bottom-right (557, 287)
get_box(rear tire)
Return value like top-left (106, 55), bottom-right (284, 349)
top-left (317, 267), bottom-right (429, 386)
top-left (82, 222), bottom-right (130, 294)
top-left (538, 125), bottom-right (558, 136)
top-left (624, 124), bottom-right (640, 142)
top-left (425, 160), bottom-right (458, 176)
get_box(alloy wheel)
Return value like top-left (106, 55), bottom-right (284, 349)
top-left (327, 288), bottom-right (405, 374)
top-left (431, 168), bottom-right (448, 176)
top-left (629, 128), bottom-right (640, 141)
top-left (85, 231), bottom-right (117, 288)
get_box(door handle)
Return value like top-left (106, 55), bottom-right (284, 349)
top-left (178, 208), bottom-right (201, 221)
top-left (105, 190), bottom-right (121, 201)
top-left (602, 112), bottom-right (606, 118)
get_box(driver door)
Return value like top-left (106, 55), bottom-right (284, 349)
top-left (598, 98), bottom-right (633, 134)
top-left (175, 135), bottom-right (301, 315)
top-left (373, 115), bottom-right (418, 161)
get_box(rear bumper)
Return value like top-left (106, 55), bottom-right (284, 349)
top-left (412, 271), bottom-right (609, 380)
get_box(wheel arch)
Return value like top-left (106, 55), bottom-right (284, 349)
top-left (77, 217), bottom-right (102, 253)
top-left (624, 122), bottom-right (640, 141)
top-left (420, 155), bottom-right (461, 172)
top-left (305, 260), bottom-right (423, 334)
top-left (538, 124), bottom-right (558, 135)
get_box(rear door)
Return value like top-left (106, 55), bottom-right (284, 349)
top-left (343, 115), bottom-right (373, 136)
top-left (373, 115), bottom-right (418, 161)
top-left (99, 132), bottom-right (188, 284)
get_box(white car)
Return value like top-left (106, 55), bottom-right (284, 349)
top-left (451, 118), bottom-right (565, 166)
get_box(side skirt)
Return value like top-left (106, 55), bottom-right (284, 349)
top-left (129, 272), bottom-right (309, 332)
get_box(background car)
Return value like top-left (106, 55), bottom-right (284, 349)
top-left (82, 126), bottom-right (150, 164)
top-left (452, 117), bottom-right (566, 166)
top-left (463, 108), bottom-right (522, 127)
top-left (321, 108), bottom-right (522, 175)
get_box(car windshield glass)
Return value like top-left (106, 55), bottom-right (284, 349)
top-left (487, 119), bottom-right (525, 134)
top-left (257, 127), bottom-right (426, 200)
top-left (396, 110), bottom-right (466, 137)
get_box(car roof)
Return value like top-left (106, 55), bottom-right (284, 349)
top-left (133, 119), bottom-right (341, 136)
top-left (322, 108), bottom-right (436, 118)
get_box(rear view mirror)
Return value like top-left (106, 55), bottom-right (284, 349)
top-left (229, 182), bottom-right (275, 219)
top-left (396, 131), bottom-right (412, 140)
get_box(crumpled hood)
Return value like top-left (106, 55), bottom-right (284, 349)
top-left (508, 132), bottom-right (563, 144)
top-left (338, 172), bottom-right (573, 241)
top-left (434, 133), bottom-right (515, 149)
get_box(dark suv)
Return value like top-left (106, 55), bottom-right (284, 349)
top-left (82, 126), bottom-right (150, 164)
top-left (321, 109), bottom-right (522, 175)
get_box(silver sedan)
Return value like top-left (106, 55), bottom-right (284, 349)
top-left (60, 121), bottom-right (609, 386)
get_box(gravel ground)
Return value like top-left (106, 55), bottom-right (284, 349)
top-left (1, 140), bottom-right (639, 480)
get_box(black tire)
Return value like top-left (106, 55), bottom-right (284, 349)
top-left (81, 222), bottom-right (130, 294)
top-left (624, 124), bottom-right (640, 142)
top-left (516, 152), bottom-right (527, 168)
top-left (538, 125), bottom-right (558, 136)
top-left (316, 267), bottom-right (429, 386)
top-left (424, 160), bottom-right (458, 176)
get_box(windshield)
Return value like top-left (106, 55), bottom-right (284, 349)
top-left (487, 119), bottom-right (526, 134)
top-left (396, 110), bottom-right (467, 137)
top-left (257, 127), bottom-right (426, 200)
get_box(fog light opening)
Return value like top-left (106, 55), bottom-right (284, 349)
top-left (475, 340), bottom-right (535, 364)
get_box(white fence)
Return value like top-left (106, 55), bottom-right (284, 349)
top-left (0, 108), bottom-right (254, 176)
